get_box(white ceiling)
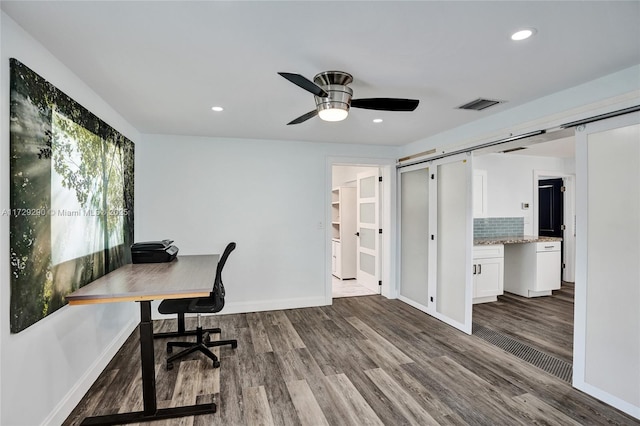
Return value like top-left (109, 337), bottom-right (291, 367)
top-left (2, 1), bottom-right (639, 146)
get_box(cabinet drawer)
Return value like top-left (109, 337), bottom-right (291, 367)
top-left (473, 244), bottom-right (504, 259)
top-left (536, 241), bottom-right (560, 252)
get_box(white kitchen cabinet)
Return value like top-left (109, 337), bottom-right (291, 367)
top-left (331, 187), bottom-right (356, 279)
top-left (504, 241), bottom-right (561, 297)
top-left (472, 244), bottom-right (504, 304)
top-left (473, 169), bottom-right (488, 217)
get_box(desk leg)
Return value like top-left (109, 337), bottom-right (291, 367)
top-left (80, 301), bottom-right (216, 425)
top-left (139, 301), bottom-right (157, 414)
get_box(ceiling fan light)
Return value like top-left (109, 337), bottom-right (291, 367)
top-left (318, 107), bottom-right (349, 122)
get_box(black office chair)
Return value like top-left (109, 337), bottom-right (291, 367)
top-left (158, 242), bottom-right (238, 370)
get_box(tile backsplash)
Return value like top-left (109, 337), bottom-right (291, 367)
top-left (474, 217), bottom-right (524, 238)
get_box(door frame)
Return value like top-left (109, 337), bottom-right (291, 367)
top-left (326, 157), bottom-right (397, 304)
top-left (532, 170), bottom-right (575, 282)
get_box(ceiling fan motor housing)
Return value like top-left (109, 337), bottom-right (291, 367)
top-left (278, 69), bottom-right (419, 124)
top-left (313, 71), bottom-right (353, 119)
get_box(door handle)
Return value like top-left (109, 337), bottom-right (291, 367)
top-left (478, 264), bottom-right (482, 274)
top-left (473, 264), bottom-right (477, 275)
top-left (355, 232), bottom-right (360, 237)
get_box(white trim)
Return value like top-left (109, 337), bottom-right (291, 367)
top-left (41, 318), bottom-right (138, 426)
top-left (152, 296), bottom-right (328, 321)
top-left (223, 297), bottom-right (328, 315)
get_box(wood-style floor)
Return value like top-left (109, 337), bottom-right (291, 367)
top-left (473, 282), bottom-right (575, 364)
top-left (64, 294), bottom-right (638, 426)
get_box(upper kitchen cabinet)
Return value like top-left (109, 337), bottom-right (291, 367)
top-left (473, 169), bottom-right (488, 217)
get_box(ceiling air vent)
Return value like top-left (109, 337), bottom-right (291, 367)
top-left (457, 98), bottom-right (504, 111)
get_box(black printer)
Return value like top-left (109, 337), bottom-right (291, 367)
top-left (131, 239), bottom-right (179, 263)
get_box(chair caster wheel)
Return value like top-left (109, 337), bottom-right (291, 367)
top-left (231, 342), bottom-right (238, 349)
top-left (212, 360), bottom-right (220, 368)
top-left (167, 362), bottom-right (174, 371)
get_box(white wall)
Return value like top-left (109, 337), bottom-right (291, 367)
top-left (473, 153), bottom-right (569, 234)
top-left (402, 65), bottom-right (640, 158)
top-left (0, 12), bottom-right (141, 425)
top-left (136, 134), bottom-right (398, 316)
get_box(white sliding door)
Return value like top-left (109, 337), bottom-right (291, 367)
top-left (397, 155), bottom-right (473, 334)
top-left (432, 157), bottom-right (473, 334)
top-left (399, 166), bottom-right (430, 310)
top-left (574, 112), bottom-right (640, 418)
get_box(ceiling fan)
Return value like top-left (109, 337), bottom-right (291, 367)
top-left (278, 71), bottom-right (419, 125)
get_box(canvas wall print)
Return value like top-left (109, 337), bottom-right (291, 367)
top-left (9, 58), bottom-right (134, 333)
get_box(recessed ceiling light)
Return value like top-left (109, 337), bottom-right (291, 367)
top-left (511, 28), bottom-right (536, 41)
top-left (211, 106), bottom-right (224, 112)
top-left (373, 118), bottom-right (383, 123)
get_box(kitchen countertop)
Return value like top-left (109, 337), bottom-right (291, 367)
top-left (474, 235), bottom-right (562, 245)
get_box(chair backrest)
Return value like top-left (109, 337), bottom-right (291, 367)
top-left (211, 242), bottom-right (236, 300)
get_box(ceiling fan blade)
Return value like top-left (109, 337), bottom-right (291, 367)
top-left (278, 72), bottom-right (329, 98)
top-left (287, 109), bottom-right (318, 125)
top-left (351, 98), bottom-right (419, 111)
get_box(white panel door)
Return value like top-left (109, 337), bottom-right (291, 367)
top-left (356, 169), bottom-right (380, 293)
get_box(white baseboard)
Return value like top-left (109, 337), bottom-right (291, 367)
top-left (152, 296), bottom-right (328, 320)
top-left (41, 318), bottom-right (138, 426)
top-left (224, 296), bottom-right (328, 315)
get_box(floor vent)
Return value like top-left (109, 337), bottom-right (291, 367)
top-left (473, 323), bottom-right (573, 383)
top-left (457, 98), bottom-right (504, 111)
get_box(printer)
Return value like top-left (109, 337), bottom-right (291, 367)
top-left (131, 239), bottom-right (179, 263)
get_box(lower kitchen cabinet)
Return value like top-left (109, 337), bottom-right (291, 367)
top-left (504, 241), bottom-right (561, 297)
top-left (473, 244), bottom-right (504, 304)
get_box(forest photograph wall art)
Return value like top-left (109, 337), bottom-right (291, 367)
top-left (9, 58), bottom-right (135, 333)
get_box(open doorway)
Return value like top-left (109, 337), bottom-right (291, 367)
top-left (533, 170), bottom-right (576, 283)
top-left (331, 164), bottom-right (381, 298)
top-left (471, 131), bottom-right (576, 381)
